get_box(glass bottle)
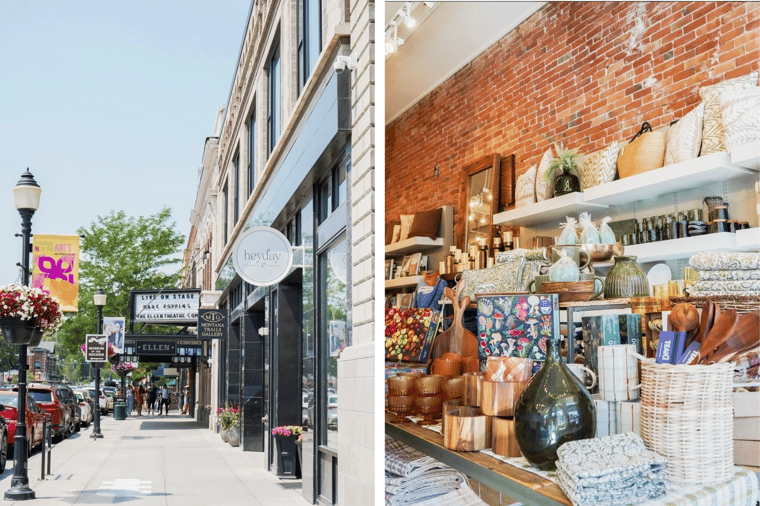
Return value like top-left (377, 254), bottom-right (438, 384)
top-left (513, 337), bottom-right (596, 470)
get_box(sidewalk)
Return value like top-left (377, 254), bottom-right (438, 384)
top-left (0, 412), bottom-right (311, 505)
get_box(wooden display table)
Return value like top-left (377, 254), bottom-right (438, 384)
top-left (386, 414), bottom-right (572, 506)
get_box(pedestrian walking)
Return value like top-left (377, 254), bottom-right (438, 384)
top-left (182, 387), bottom-right (190, 415)
top-left (135, 384), bottom-right (145, 415)
top-left (159, 385), bottom-right (170, 415)
top-left (126, 385), bottom-right (134, 415)
top-left (147, 384), bottom-right (157, 415)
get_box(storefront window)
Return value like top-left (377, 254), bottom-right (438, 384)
top-left (319, 237), bottom-right (347, 450)
top-left (302, 195), bottom-right (315, 432)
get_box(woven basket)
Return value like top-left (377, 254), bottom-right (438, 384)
top-left (669, 295), bottom-right (760, 315)
top-left (639, 360), bottom-right (734, 485)
top-left (617, 122), bottom-right (666, 178)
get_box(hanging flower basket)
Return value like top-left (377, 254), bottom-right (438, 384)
top-left (0, 284), bottom-right (62, 346)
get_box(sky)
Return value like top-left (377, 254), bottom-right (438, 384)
top-left (0, 1), bottom-right (252, 287)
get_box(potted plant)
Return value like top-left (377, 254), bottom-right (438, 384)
top-left (0, 284), bottom-right (62, 346)
top-left (216, 406), bottom-right (239, 443)
top-left (271, 425), bottom-right (303, 478)
top-left (546, 143), bottom-right (583, 197)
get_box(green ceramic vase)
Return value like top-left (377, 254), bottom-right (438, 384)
top-left (603, 256), bottom-right (650, 298)
top-left (513, 338), bottom-right (596, 470)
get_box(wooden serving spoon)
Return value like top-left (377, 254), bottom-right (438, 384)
top-left (696, 299), bottom-right (714, 345)
top-left (695, 309), bottom-right (739, 364)
top-left (710, 312), bottom-right (760, 363)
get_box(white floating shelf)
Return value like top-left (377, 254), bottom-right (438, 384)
top-left (583, 152), bottom-right (755, 206)
top-left (735, 227), bottom-right (760, 250)
top-left (730, 141), bottom-right (760, 171)
top-left (385, 276), bottom-right (424, 289)
top-left (493, 192), bottom-right (608, 228)
top-left (385, 236), bottom-right (444, 256)
top-left (597, 233), bottom-right (739, 264)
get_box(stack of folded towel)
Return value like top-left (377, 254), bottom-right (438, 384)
top-left (555, 432), bottom-right (667, 506)
top-left (687, 252), bottom-right (760, 296)
top-left (385, 438), bottom-right (478, 505)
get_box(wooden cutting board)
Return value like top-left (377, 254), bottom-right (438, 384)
top-left (429, 281), bottom-right (479, 361)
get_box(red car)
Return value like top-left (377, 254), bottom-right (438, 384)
top-left (18, 384), bottom-right (73, 441)
top-left (0, 392), bottom-right (46, 454)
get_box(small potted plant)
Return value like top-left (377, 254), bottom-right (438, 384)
top-left (271, 425), bottom-right (303, 478)
top-left (0, 284), bottom-right (62, 346)
top-left (546, 143), bottom-right (583, 197)
top-left (216, 406), bottom-right (239, 443)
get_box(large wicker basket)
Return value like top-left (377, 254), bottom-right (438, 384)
top-left (639, 360), bottom-right (734, 485)
top-left (669, 295), bottom-right (760, 315)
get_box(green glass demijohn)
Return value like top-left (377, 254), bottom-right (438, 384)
top-left (553, 168), bottom-right (581, 197)
top-left (513, 337), bottom-right (596, 470)
top-left (603, 255), bottom-right (650, 299)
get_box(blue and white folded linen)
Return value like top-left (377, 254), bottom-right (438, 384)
top-left (555, 433), bottom-right (668, 506)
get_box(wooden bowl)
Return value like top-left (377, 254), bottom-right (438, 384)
top-left (492, 417), bottom-right (522, 457)
top-left (481, 380), bottom-right (529, 417)
top-left (462, 372), bottom-right (484, 407)
top-left (540, 280), bottom-right (598, 302)
top-left (441, 399), bottom-right (463, 433)
top-left (387, 374), bottom-right (417, 396)
top-left (443, 406), bottom-right (492, 452)
top-left (579, 243), bottom-right (624, 263)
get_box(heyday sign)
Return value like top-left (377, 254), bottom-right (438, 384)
top-left (232, 227), bottom-right (293, 286)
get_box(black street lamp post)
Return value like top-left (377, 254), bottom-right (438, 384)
top-left (5, 169), bottom-right (42, 501)
top-left (92, 289), bottom-right (106, 439)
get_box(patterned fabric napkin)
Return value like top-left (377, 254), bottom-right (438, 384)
top-left (698, 269), bottom-right (760, 280)
top-left (689, 252), bottom-right (760, 270)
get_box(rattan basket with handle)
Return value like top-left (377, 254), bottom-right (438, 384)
top-left (639, 360), bottom-right (734, 485)
top-left (617, 122), bottom-right (666, 178)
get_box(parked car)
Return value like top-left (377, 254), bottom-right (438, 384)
top-left (0, 392), bottom-right (45, 461)
top-left (73, 390), bottom-right (94, 426)
top-left (55, 385), bottom-right (82, 432)
top-left (21, 384), bottom-right (73, 441)
top-left (102, 388), bottom-right (115, 414)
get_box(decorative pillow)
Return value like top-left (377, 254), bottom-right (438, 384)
top-left (515, 164), bottom-right (537, 208)
top-left (399, 214), bottom-right (414, 241)
top-left (665, 103), bottom-right (704, 166)
top-left (391, 224), bottom-right (401, 243)
top-left (386, 221), bottom-right (400, 244)
top-left (534, 147), bottom-right (555, 202)
top-left (719, 87), bottom-right (760, 152)
top-left (407, 208), bottom-right (443, 240)
top-left (699, 71), bottom-right (759, 155)
top-left (582, 142), bottom-right (620, 189)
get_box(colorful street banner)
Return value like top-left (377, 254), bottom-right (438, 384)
top-left (104, 316), bottom-right (126, 354)
top-left (32, 234), bottom-right (80, 312)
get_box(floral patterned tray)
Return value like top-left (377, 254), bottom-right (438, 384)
top-left (476, 294), bottom-right (560, 361)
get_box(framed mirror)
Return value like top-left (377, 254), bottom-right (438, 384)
top-left (457, 154), bottom-right (501, 254)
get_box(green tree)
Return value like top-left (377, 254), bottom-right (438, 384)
top-left (56, 207), bottom-right (186, 358)
top-left (58, 358), bottom-right (84, 384)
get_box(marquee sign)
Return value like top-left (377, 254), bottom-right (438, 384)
top-left (131, 289), bottom-right (200, 325)
top-left (232, 227), bottom-right (293, 286)
top-left (136, 341), bottom-right (176, 355)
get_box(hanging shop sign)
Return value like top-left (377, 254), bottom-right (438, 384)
top-left (131, 289), bottom-right (200, 325)
top-left (104, 316), bottom-right (125, 354)
top-left (136, 341), bottom-right (176, 355)
top-left (232, 227), bottom-right (294, 286)
top-left (85, 334), bottom-right (108, 362)
top-left (32, 234), bottom-right (80, 312)
top-left (198, 309), bottom-right (227, 339)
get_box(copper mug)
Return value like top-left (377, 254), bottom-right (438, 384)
top-left (461, 357), bottom-right (480, 373)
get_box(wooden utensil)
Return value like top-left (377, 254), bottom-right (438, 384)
top-left (429, 281), bottom-right (479, 361)
top-left (710, 311), bottom-right (760, 363)
top-left (670, 303), bottom-right (700, 333)
top-left (696, 299), bottom-right (714, 345)
top-left (695, 309), bottom-right (739, 364)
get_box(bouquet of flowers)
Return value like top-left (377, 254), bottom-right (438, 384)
top-left (271, 425), bottom-right (302, 438)
top-left (0, 284), bottom-right (63, 334)
top-left (216, 405), bottom-right (240, 430)
top-left (111, 362), bottom-right (135, 375)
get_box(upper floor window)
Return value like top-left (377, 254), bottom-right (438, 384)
top-left (268, 38), bottom-right (281, 155)
top-left (248, 107), bottom-right (256, 197)
top-left (317, 160), bottom-right (347, 224)
top-left (222, 182), bottom-right (229, 245)
top-left (297, 0), bottom-right (321, 95)
top-left (234, 151), bottom-right (240, 224)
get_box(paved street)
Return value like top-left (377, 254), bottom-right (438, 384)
top-left (0, 413), bottom-right (311, 505)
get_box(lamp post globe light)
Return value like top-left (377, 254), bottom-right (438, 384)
top-left (5, 169), bottom-right (41, 501)
top-left (92, 288), bottom-right (106, 439)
